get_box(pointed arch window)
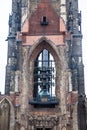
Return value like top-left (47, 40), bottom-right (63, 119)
top-left (29, 49), bottom-right (58, 107)
top-left (0, 99), bottom-right (10, 130)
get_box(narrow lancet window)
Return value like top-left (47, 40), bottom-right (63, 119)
top-left (29, 49), bottom-right (59, 107)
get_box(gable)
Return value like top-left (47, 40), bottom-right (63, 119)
top-left (29, 0), bottom-right (59, 35)
top-left (22, 0), bottom-right (62, 35)
top-left (21, 0), bottom-right (66, 45)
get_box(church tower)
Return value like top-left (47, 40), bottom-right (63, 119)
top-left (0, 0), bottom-right (86, 130)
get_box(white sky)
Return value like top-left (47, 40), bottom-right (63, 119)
top-left (0, 0), bottom-right (12, 94)
top-left (0, 0), bottom-right (87, 95)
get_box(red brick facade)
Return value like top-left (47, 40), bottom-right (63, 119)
top-left (0, 0), bottom-right (86, 130)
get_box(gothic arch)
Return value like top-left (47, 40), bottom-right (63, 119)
top-left (0, 97), bottom-right (15, 130)
top-left (28, 36), bottom-right (62, 67)
top-left (27, 37), bottom-right (66, 103)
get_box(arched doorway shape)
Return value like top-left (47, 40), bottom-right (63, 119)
top-left (28, 37), bottom-right (61, 65)
top-left (33, 49), bottom-right (56, 100)
top-left (28, 37), bottom-right (63, 107)
top-left (0, 97), bottom-right (15, 130)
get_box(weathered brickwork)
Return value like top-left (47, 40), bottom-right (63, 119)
top-left (0, 0), bottom-right (87, 130)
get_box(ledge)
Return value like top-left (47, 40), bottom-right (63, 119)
top-left (29, 97), bottom-right (59, 107)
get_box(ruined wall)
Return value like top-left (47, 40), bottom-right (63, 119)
top-left (21, 0), bottom-right (66, 26)
top-left (3, 0), bottom-right (87, 130)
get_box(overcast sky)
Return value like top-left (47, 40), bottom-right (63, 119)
top-left (0, 0), bottom-right (87, 95)
top-left (0, 0), bottom-right (12, 94)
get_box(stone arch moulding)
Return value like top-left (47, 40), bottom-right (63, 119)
top-left (28, 36), bottom-right (63, 88)
top-left (27, 36), bottom-right (64, 105)
top-left (28, 36), bottom-right (62, 67)
top-left (0, 97), bottom-right (15, 130)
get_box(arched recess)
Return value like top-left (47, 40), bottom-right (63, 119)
top-left (0, 97), bottom-right (15, 130)
top-left (28, 37), bottom-right (61, 64)
top-left (28, 37), bottom-right (63, 106)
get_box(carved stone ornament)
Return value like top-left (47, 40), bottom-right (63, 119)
top-left (28, 114), bottom-right (59, 127)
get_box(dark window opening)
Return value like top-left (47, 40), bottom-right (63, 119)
top-left (43, 16), bottom-right (47, 23)
top-left (41, 16), bottom-right (48, 26)
top-left (45, 128), bottom-right (51, 130)
top-left (36, 128), bottom-right (43, 130)
top-left (33, 49), bottom-right (56, 99)
top-left (36, 128), bottom-right (51, 130)
top-left (29, 49), bottom-right (59, 107)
